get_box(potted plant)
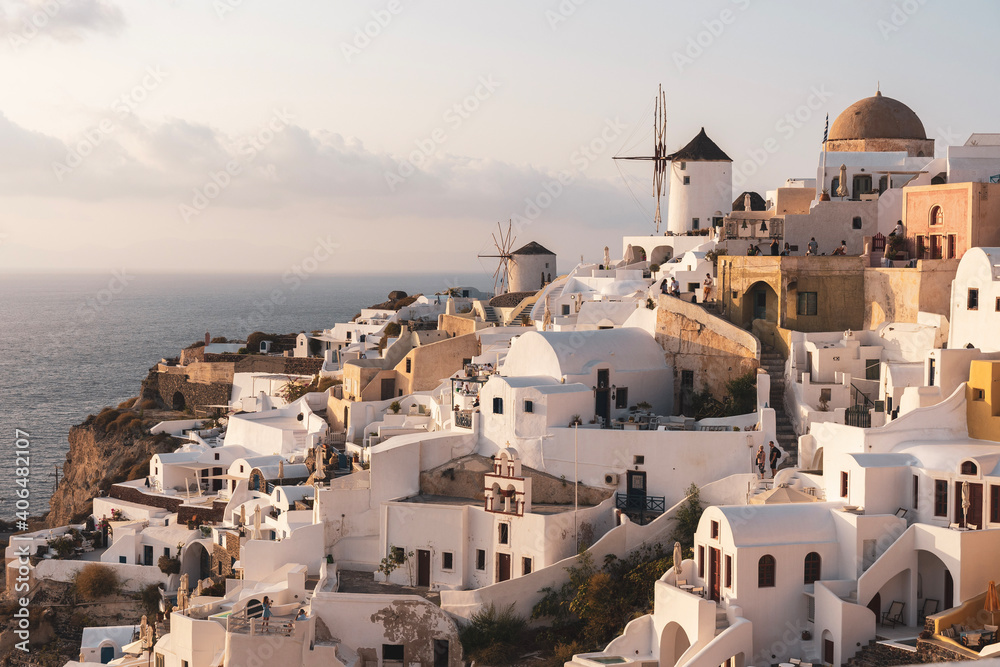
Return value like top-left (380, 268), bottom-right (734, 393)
top-left (389, 401), bottom-right (401, 414)
top-left (802, 630), bottom-right (812, 641)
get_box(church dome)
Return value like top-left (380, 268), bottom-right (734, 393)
top-left (828, 91), bottom-right (927, 141)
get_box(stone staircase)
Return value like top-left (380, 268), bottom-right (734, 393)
top-left (715, 607), bottom-right (729, 636)
top-left (481, 304), bottom-right (499, 323)
top-left (759, 348), bottom-right (798, 467)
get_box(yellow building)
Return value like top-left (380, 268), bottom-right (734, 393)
top-left (967, 360), bottom-right (1000, 442)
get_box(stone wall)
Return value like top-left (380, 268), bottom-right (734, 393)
top-left (864, 260), bottom-right (959, 329)
top-left (109, 484), bottom-right (183, 513)
top-left (176, 500), bottom-right (227, 526)
top-left (211, 532), bottom-right (241, 577)
top-left (142, 370), bottom-right (231, 414)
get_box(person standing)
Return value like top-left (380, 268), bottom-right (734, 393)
top-left (770, 238), bottom-right (779, 256)
top-left (781, 242), bottom-right (791, 256)
top-left (808, 237), bottom-right (818, 255)
top-left (755, 445), bottom-right (766, 477)
top-left (702, 273), bottom-right (714, 303)
top-left (262, 596), bottom-right (272, 632)
top-left (769, 441), bottom-right (782, 478)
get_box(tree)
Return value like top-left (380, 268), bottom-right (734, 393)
top-left (671, 483), bottom-right (704, 549)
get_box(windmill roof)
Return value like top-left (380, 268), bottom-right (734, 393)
top-left (512, 241), bottom-right (555, 256)
top-left (669, 127), bottom-right (732, 162)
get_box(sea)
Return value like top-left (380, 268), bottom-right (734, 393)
top-left (0, 272), bottom-right (488, 515)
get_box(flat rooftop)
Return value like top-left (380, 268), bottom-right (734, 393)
top-left (398, 494), bottom-right (594, 514)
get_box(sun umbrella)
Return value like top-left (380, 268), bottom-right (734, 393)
top-left (673, 541), bottom-right (683, 576)
top-left (278, 460), bottom-right (284, 480)
top-left (986, 581), bottom-right (999, 624)
top-left (314, 449), bottom-right (326, 484)
top-left (543, 297), bottom-right (552, 331)
top-left (624, 244), bottom-right (637, 265)
top-left (253, 505), bottom-right (262, 540)
top-left (836, 164), bottom-right (849, 198)
top-left (604, 246), bottom-right (610, 268)
top-left (962, 480), bottom-right (970, 528)
top-left (240, 504), bottom-right (246, 526)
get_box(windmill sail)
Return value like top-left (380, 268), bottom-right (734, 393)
top-left (478, 220), bottom-right (517, 295)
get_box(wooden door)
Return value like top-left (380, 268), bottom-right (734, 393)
top-left (824, 639), bottom-right (834, 665)
top-left (417, 549), bottom-right (431, 587)
top-left (626, 471), bottom-right (647, 500)
top-left (710, 548), bottom-right (721, 601)
top-left (497, 553), bottom-right (511, 582)
top-left (381, 378), bottom-right (395, 401)
top-left (955, 483), bottom-right (984, 528)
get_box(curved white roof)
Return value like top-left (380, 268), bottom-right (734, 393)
top-left (501, 329), bottom-right (667, 379)
top-left (714, 502), bottom-right (840, 547)
top-left (956, 246), bottom-right (1000, 282)
top-left (895, 440), bottom-right (1000, 475)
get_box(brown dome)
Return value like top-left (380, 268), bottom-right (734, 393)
top-left (828, 91), bottom-right (926, 141)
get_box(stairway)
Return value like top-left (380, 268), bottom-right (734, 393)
top-left (481, 305), bottom-right (499, 323)
top-left (759, 348), bottom-right (798, 466)
top-left (715, 607), bottom-right (729, 636)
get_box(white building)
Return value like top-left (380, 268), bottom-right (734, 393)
top-left (508, 241), bottom-right (557, 293)
top-left (949, 247), bottom-right (1000, 352)
top-left (665, 127), bottom-right (733, 236)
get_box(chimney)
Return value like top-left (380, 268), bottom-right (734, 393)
top-left (205, 332), bottom-right (210, 345)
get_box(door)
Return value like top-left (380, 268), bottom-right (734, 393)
top-left (955, 483), bottom-right (984, 528)
top-left (434, 639), bottom-right (449, 667)
top-left (945, 570), bottom-right (954, 607)
top-left (867, 592), bottom-right (881, 621)
top-left (753, 289), bottom-right (767, 321)
top-left (929, 358), bottom-right (936, 387)
top-left (417, 549), bottom-right (431, 587)
top-left (143, 545), bottom-right (154, 566)
top-left (824, 639), bottom-right (834, 665)
top-left (497, 553), bottom-right (511, 582)
top-left (595, 369), bottom-right (610, 425)
top-left (626, 471), bottom-right (647, 506)
top-left (380, 378), bottom-right (395, 401)
top-left (852, 174), bottom-right (871, 199)
top-left (101, 646), bottom-right (115, 664)
top-left (709, 547), bottom-right (721, 602)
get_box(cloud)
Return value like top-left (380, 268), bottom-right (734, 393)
top-left (1, 0), bottom-right (125, 44)
top-left (0, 109), bottom-right (634, 234)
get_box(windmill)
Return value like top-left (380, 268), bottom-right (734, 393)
top-left (478, 221), bottom-right (517, 295)
top-left (614, 84), bottom-right (669, 233)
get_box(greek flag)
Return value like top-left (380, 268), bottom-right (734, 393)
top-left (822, 113), bottom-right (829, 143)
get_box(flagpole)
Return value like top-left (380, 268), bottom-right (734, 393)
top-left (819, 113), bottom-right (829, 199)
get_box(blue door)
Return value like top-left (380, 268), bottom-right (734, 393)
top-left (100, 646), bottom-right (114, 663)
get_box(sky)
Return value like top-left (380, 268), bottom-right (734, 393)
top-left (0, 0), bottom-right (998, 276)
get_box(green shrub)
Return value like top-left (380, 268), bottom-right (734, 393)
top-left (139, 584), bottom-right (162, 617)
top-left (459, 603), bottom-right (528, 665)
top-left (158, 556), bottom-right (180, 575)
top-left (671, 483), bottom-right (704, 549)
top-left (74, 564), bottom-right (120, 600)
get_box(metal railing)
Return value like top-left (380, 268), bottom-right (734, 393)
top-left (615, 493), bottom-right (666, 524)
top-left (846, 383), bottom-right (874, 428)
top-left (455, 410), bottom-right (474, 429)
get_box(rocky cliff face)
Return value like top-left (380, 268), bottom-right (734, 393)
top-left (46, 409), bottom-right (181, 527)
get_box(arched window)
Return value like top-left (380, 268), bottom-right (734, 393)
top-left (758, 555), bottom-right (776, 587)
top-left (961, 461), bottom-right (978, 475)
top-left (929, 205), bottom-right (943, 226)
top-left (804, 552), bottom-right (822, 584)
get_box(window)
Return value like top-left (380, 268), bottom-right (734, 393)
top-left (991, 485), bottom-right (1000, 524)
top-left (391, 546), bottom-right (405, 563)
top-left (522, 557), bottom-right (532, 575)
top-left (164, 547), bottom-right (170, 558)
top-left (996, 297), bottom-right (1000, 312)
top-left (683, 176), bottom-right (690, 185)
top-left (840, 471), bottom-right (849, 498)
top-left (498, 523), bottom-right (509, 544)
top-left (562, 304), bottom-right (570, 316)
top-left (865, 359), bottom-right (880, 381)
top-left (383, 644), bottom-right (404, 661)
top-left (492, 397), bottom-right (503, 414)
top-left (405, 358), bottom-right (411, 373)
top-left (679, 162), bottom-right (686, 170)
top-left (615, 388), bottom-right (628, 409)
top-left (698, 545), bottom-right (705, 577)
top-left (913, 475), bottom-right (919, 510)
top-left (681, 370), bottom-right (694, 389)
top-left (758, 555), bottom-right (776, 587)
top-left (711, 520), bottom-right (720, 539)
top-left (214, 452), bottom-right (220, 460)
top-left (948, 235), bottom-right (957, 259)
top-left (633, 455), bottom-right (644, 465)
top-left (476, 549), bottom-right (486, 571)
top-left (930, 205), bottom-right (943, 226)
top-left (852, 216), bottom-right (862, 230)
top-left (182, 661), bottom-right (189, 667)
top-left (974, 388), bottom-right (986, 401)
top-left (442, 552), bottom-right (454, 570)
top-left (692, 217), bottom-right (700, 229)
top-left (725, 554), bottom-right (733, 588)
top-left (120, 556), bottom-right (127, 564)
top-left (523, 400), bottom-right (533, 413)
top-left (804, 552), bottom-right (821, 584)
top-left (916, 235), bottom-right (926, 258)
top-left (969, 288), bottom-right (979, 310)
top-left (797, 292), bottom-right (818, 316)
top-left (934, 480), bottom-right (948, 517)
top-left (155, 655), bottom-right (165, 667)
top-left (961, 461), bottom-right (978, 475)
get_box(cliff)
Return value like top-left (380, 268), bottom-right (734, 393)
top-left (46, 407), bottom-right (183, 527)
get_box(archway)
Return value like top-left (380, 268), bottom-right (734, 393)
top-left (917, 549), bottom-right (955, 610)
top-left (868, 568), bottom-right (912, 627)
top-left (660, 621), bottom-right (692, 666)
top-left (172, 391), bottom-right (186, 411)
top-left (181, 541), bottom-right (212, 582)
top-left (741, 281), bottom-right (779, 326)
top-left (650, 245), bottom-right (674, 265)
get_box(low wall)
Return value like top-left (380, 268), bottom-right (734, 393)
top-left (23, 558), bottom-right (171, 590)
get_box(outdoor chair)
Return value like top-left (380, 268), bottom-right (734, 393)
top-left (882, 601), bottom-right (905, 627)
top-left (676, 579), bottom-right (687, 587)
top-left (691, 586), bottom-right (704, 597)
top-left (919, 598), bottom-right (938, 623)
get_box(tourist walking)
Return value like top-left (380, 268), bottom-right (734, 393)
top-left (702, 273), bottom-right (714, 303)
top-left (755, 445), bottom-right (766, 477)
top-left (769, 441), bottom-right (782, 478)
